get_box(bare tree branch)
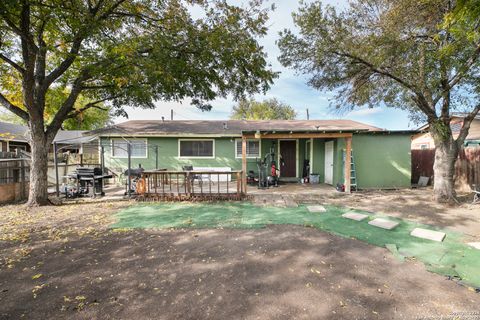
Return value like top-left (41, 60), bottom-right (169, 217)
top-left (456, 103), bottom-right (480, 146)
top-left (432, 41), bottom-right (480, 105)
top-left (332, 50), bottom-right (438, 119)
top-left (46, 72), bottom-right (90, 140)
top-left (81, 84), bottom-right (115, 90)
top-left (0, 52), bottom-right (25, 74)
top-left (0, 4), bottom-right (36, 50)
top-left (66, 97), bottom-right (113, 119)
top-left (43, 0), bottom-right (127, 88)
top-left (448, 42), bottom-right (480, 88)
top-left (43, 34), bottom-right (84, 88)
top-left (0, 92), bottom-right (29, 120)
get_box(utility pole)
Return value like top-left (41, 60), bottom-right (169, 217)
top-left (171, 109), bottom-right (173, 120)
top-left (306, 108), bottom-right (310, 120)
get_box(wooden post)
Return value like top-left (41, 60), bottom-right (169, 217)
top-left (241, 136), bottom-right (247, 194)
top-left (345, 137), bottom-right (352, 194)
top-left (236, 171), bottom-right (241, 197)
top-left (127, 143), bottom-right (131, 197)
top-left (53, 142), bottom-right (60, 197)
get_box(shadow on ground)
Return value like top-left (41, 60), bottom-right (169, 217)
top-left (0, 226), bottom-right (479, 320)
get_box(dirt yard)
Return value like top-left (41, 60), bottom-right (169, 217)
top-left (325, 188), bottom-right (480, 237)
top-left (0, 192), bottom-right (479, 319)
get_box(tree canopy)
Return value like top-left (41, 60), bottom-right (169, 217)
top-left (0, 0), bottom-right (277, 138)
top-left (230, 98), bottom-right (297, 120)
top-left (278, 0), bottom-right (479, 123)
top-left (0, 0), bottom-right (277, 205)
top-left (278, 0), bottom-right (480, 202)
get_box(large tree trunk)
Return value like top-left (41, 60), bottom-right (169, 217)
top-left (27, 128), bottom-right (51, 206)
top-left (431, 130), bottom-right (458, 203)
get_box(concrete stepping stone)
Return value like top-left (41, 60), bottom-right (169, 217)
top-left (368, 218), bottom-right (399, 230)
top-left (467, 242), bottom-right (480, 250)
top-left (307, 205), bottom-right (326, 213)
top-left (410, 228), bottom-right (446, 242)
top-left (342, 212), bottom-right (369, 221)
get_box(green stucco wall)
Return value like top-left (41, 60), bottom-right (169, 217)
top-left (101, 137), bottom-right (259, 174)
top-left (330, 134), bottom-right (411, 189)
top-left (100, 133), bottom-right (411, 188)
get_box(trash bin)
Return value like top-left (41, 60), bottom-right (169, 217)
top-left (309, 174), bottom-right (320, 184)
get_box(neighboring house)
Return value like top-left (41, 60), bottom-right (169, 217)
top-left (0, 122), bottom-right (31, 152)
top-left (412, 114), bottom-right (480, 149)
top-left (0, 121), bottom-right (97, 153)
top-left (0, 121), bottom-right (99, 187)
top-left (92, 120), bottom-right (415, 189)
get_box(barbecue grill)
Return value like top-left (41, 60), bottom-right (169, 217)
top-left (63, 167), bottom-right (112, 198)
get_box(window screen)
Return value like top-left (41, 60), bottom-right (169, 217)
top-left (112, 139), bottom-right (147, 157)
top-left (179, 140), bottom-right (214, 157)
top-left (236, 139), bottom-right (260, 158)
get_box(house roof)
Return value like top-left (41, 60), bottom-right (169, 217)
top-left (0, 121), bottom-right (95, 144)
top-left (417, 113), bottom-right (480, 131)
top-left (90, 120), bottom-right (385, 137)
top-left (0, 121), bottom-right (29, 142)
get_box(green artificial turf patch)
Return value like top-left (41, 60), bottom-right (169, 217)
top-left (112, 202), bottom-right (480, 289)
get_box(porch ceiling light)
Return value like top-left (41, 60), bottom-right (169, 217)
top-left (254, 130), bottom-right (261, 139)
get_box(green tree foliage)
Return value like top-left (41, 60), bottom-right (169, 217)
top-left (0, 99), bottom-right (112, 131)
top-left (278, 0), bottom-right (480, 202)
top-left (0, 73), bottom-right (112, 130)
top-left (231, 98), bottom-right (296, 120)
top-left (0, 0), bottom-right (277, 205)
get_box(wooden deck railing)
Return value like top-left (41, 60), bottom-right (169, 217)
top-left (138, 170), bottom-right (245, 201)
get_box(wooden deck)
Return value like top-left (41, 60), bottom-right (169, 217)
top-left (137, 170), bottom-right (245, 201)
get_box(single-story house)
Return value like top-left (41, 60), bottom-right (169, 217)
top-left (412, 113), bottom-right (480, 149)
top-left (0, 121), bottom-right (99, 187)
top-left (92, 119), bottom-right (415, 191)
top-left (0, 121), bottom-right (31, 152)
top-left (0, 121), bottom-right (98, 153)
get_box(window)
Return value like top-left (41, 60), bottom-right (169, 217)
top-left (179, 139), bottom-right (214, 158)
top-left (9, 144), bottom-right (27, 152)
top-left (111, 138), bottom-right (147, 158)
top-left (235, 139), bottom-right (260, 158)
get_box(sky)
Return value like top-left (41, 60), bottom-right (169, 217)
top-left (116, 1), bottom-right (414, 130)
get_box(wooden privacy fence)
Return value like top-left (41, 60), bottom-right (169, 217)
top-left (411, 149), bottom-right (435, 184)
top-left (0, 152), bottom-right (30, 203)
top-left (137, 170), bottom-right (245, 201)
top-left (412, 148), bottom-right (480, 190)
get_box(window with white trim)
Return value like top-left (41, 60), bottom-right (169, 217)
top-left (112, 138), bottom-right (147, 158)
top-left (179, 140), bottom-right (214, 158)
top-left (235, 139), bottom-right (260, 158)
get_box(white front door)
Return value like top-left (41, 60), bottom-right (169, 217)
top-left (324, 141), bottom-right (334, 184)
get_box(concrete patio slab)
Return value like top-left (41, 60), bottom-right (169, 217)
top-left (342, 212), bottom-right (369, 221)
top-left (368, 218), bottom-right (399, 230)
top-left (410, 228), bottom-right (446, 242)
top-left (307, 205), bottom-right (326, 213)
top-left (467, 242), bottom-right (480, 250)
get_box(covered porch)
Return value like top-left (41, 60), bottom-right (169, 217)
top-left (240, 131), bottom-right (354, 194)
